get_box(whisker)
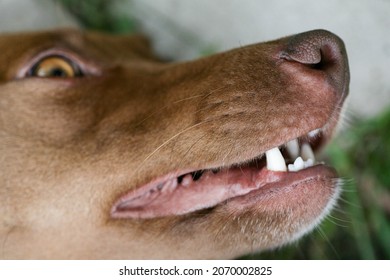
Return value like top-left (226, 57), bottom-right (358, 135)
top-left (199, 85), bottom-right (227, 101)
top-left (316, 226), bottom-right (341, 259)
top-left (132, 120), bottom-right (212, 176)
top-left (324, 214), bottom-right (350, 228)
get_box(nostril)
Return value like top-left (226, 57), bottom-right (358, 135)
top-left (280, 29), bottom-right (350, 97)
top-left (307, 44), bottom-right (336, 71)
top-left (280, 29), bottom-right (344, 65)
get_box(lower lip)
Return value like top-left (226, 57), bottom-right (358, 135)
top-left (226, 164), bottom-right (338, 209)
top-left (111, 164), bottom-right (338, 219)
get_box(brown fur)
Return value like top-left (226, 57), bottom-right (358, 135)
top-left (0, 29), bottom-right (349, 259)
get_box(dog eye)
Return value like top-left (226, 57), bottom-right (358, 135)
top-left (28, 56), bottom-right (82, 78)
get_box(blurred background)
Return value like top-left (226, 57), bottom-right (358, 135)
top-left (1, 0), bottom-right (389, 259)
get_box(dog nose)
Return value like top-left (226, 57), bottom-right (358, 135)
top-left (280, 29), bottom-right (349, 98)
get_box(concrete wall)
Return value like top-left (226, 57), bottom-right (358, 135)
top-left (0, 0), bottom-right (78, 32)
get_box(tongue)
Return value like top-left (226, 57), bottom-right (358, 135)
top-left (111, 167), bottom-right (283, 219)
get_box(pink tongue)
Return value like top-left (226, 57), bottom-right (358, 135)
top-left (111, 167), bottom-right (284, 219)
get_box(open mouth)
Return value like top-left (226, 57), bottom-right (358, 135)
top-left (111, 126), bottom-right (337, 219)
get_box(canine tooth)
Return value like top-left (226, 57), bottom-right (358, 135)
top-left (301, 143), bottom-right (315, 161)
top-left (286, 139), bottom-right (300, 159)
top-left (266, 147), bottom-right (287, 172)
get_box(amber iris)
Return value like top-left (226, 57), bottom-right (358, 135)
top-left (31, 56), bottom-right (81, 78)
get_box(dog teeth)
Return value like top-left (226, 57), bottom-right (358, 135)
top-left (287, 157), bottom-right (314, 172)
top-left (265, 147), bottom-right (287, 172)
top-left (289, 157), bottom-right (304, 171)
top-left (266, 133), bottom-right (318, 173)
top-left (301, 143), bottom-right (315, 161)
top-left (286, 139), bottom-right (300, 159)
top-left (175, 135), bottom-right (319, 183)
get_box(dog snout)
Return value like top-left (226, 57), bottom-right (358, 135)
top-left (280, 29), bottom-right (350, 99)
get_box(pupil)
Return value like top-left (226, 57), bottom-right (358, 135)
top-left (50, 68), bottom-right (68, 77)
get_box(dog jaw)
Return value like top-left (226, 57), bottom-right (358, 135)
top-left (0, 29), bottom-right (349, 259)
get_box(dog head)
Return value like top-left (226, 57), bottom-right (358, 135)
top-left (0, 29), bottom-right (349, 259)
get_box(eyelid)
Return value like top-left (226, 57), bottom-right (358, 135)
top-left (16, 48), bottom-right (101, 79)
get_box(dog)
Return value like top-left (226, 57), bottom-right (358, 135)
top-left (0, 28), bottom-right (349, 259)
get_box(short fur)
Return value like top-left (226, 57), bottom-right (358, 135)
top-left (0, 29), bottom-right (349, 259)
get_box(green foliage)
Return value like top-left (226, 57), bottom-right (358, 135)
top-left (57, 0), bottom-right (137, 33)
top-left (328, 109), bottom-right (390, 259)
